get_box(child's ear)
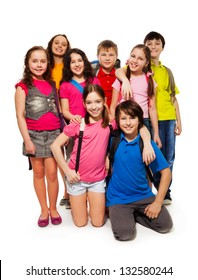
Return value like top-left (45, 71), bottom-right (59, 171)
top-left (83, 101), bottom-right (86, 108)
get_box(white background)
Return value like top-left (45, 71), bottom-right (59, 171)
top-left (0, 0), bottom-right (197, 279)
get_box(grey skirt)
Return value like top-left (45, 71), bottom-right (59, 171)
top-left (23, 129), bottom-right (60, 158)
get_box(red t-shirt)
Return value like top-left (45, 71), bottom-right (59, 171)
top-left (97, 67), bottom-right (116, 108)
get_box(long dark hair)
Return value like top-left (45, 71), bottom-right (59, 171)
top-left (83, 84), bottom-right (109, 128)
top-left (46, 34), bottom-right (71, 69)
top-left (126, 44), bottom-right (154, 98)
top-left (22, 46), bottom-right (51, 87)
top-left (61, 48), bottom-right (94, 84)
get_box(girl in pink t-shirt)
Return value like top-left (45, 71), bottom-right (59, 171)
top-left (59, 48), bottom-right (100, 123)
top-left (51, 84), bottom-right (114, 228)
top-left (59, 48), bottom-right (101, 204)
top-left (15, 46), bottom-right (62, 227)
top-left (110, 44), bottom-right (161, 148)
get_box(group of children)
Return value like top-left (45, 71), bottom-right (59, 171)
top-left (15, 31), bottom-right (181, 241)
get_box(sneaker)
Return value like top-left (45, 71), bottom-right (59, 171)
top-left (60, 197), bottom-right (71, 209)
top-left (65, 199), bottom-right (71, 209)
top-left (163, 194), bottom-right (172, 205)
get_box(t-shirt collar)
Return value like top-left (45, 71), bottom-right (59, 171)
top-left (120, 132), bottom-right (140, 144)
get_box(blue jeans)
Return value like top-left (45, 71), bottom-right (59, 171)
top-left (152, 120), bottom-right (176, 193)
top-left (144, 118), bottom-right (151, 134)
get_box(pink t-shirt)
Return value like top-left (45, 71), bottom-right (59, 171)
top-left (15, 79), bottom-right (60, 131)
top-left (112, 74), bottom-right (157, 118)
top-left (63, 119), bottom-right (116, 182)
top-left (59, 77), bottom-right (100, 117)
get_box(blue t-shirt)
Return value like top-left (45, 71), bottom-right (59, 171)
top-left (106, 133), bottom-right (169, 207)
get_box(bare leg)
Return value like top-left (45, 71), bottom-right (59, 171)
top-left (30, 157), bottom-right (49, 219)
top-left (44, 157), bottom-right (60, 218)
top-left (88, 191), bottom-right (105, 227)
top-left (69, 193), bottom-right (88, 227)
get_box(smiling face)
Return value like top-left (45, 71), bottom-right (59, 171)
top-left (128, 47), bottom-right (148, 75)
top-left (118, 110), bottom-right (139, 141)
top-left (97, 47), bottom-right (117, 73)
top-left (28, 49), bottom-right (48, 80)
top-left (83, 91), bottom-right (105, 122)
top-left (145, 39), bottom-right (163, 60)
top-left (52, 35), bottom-right (68, 58)
top-left (70, 52), bottom-right (85, 78)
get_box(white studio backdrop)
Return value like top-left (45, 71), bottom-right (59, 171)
top-left (0, 0), bottom-right (197, 279)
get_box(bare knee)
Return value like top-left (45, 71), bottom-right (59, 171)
top-left (91, 217), bottom-right (105, 227)
top-left (72, 215), bottom-right (88, 227)
top-left (74, 220), bottom-right (88, 227)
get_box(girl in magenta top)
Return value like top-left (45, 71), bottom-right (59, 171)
top-left (59, 48), bottom-right (101, 203)
top-left (51, 84), bottom-right (116, 228)
top-left (15, 46), bottom-right (62, 228)
top-left (59, 48), bottom-right (100, 123)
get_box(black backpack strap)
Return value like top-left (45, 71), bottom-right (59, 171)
top-left (75, 119), bottom-right (85, 172)
top-left (75, 130), bottom-right (84, 172)
top-left (28, 157), bottom-right (32, 170)
top-left (107, 129), bottom-right (121, 180)
top-left (108, 130), bottom-right (121, 166)
top-left (139, 138), bottom-right (154, 182)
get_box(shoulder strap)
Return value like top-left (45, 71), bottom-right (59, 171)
top-left (70, 79), bottom-right (84, 94)
top-left (108, 131), bottom-right (154, 183)
top-left (107, 129), bottom-right (121, 177)
top-left (75, 119), bottom-right (85, 172)
top-left (139, 138), bottom-right (154, 182)
top-left (164, 66), bottom-right (176, 99)
top-left (108, 129), bottom-right (121, 165)
top-left (51, 82), bottom-right (61, 113)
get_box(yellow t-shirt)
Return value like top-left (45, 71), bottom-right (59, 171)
top-left (151, 61), bottom-right (179, 121)
top-left (52, 62), bottom-right (63, 90)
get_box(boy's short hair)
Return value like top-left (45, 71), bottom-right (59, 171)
top-left (115, 100), bottom-right (144, 130)
top-left (144, 31), bottom-right (165, 48)
top-left (97, 40), bottom-right (118, 56)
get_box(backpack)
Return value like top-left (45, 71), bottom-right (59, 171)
top-left (91, 59), bottom-right (121, 76)
top-left (164, 66), bottom-right (176, 101)
top-left (107, 130), bottom-right (154, 185)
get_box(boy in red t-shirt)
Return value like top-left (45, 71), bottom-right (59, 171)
top-left (91, 40), bottom-right (120, 108)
